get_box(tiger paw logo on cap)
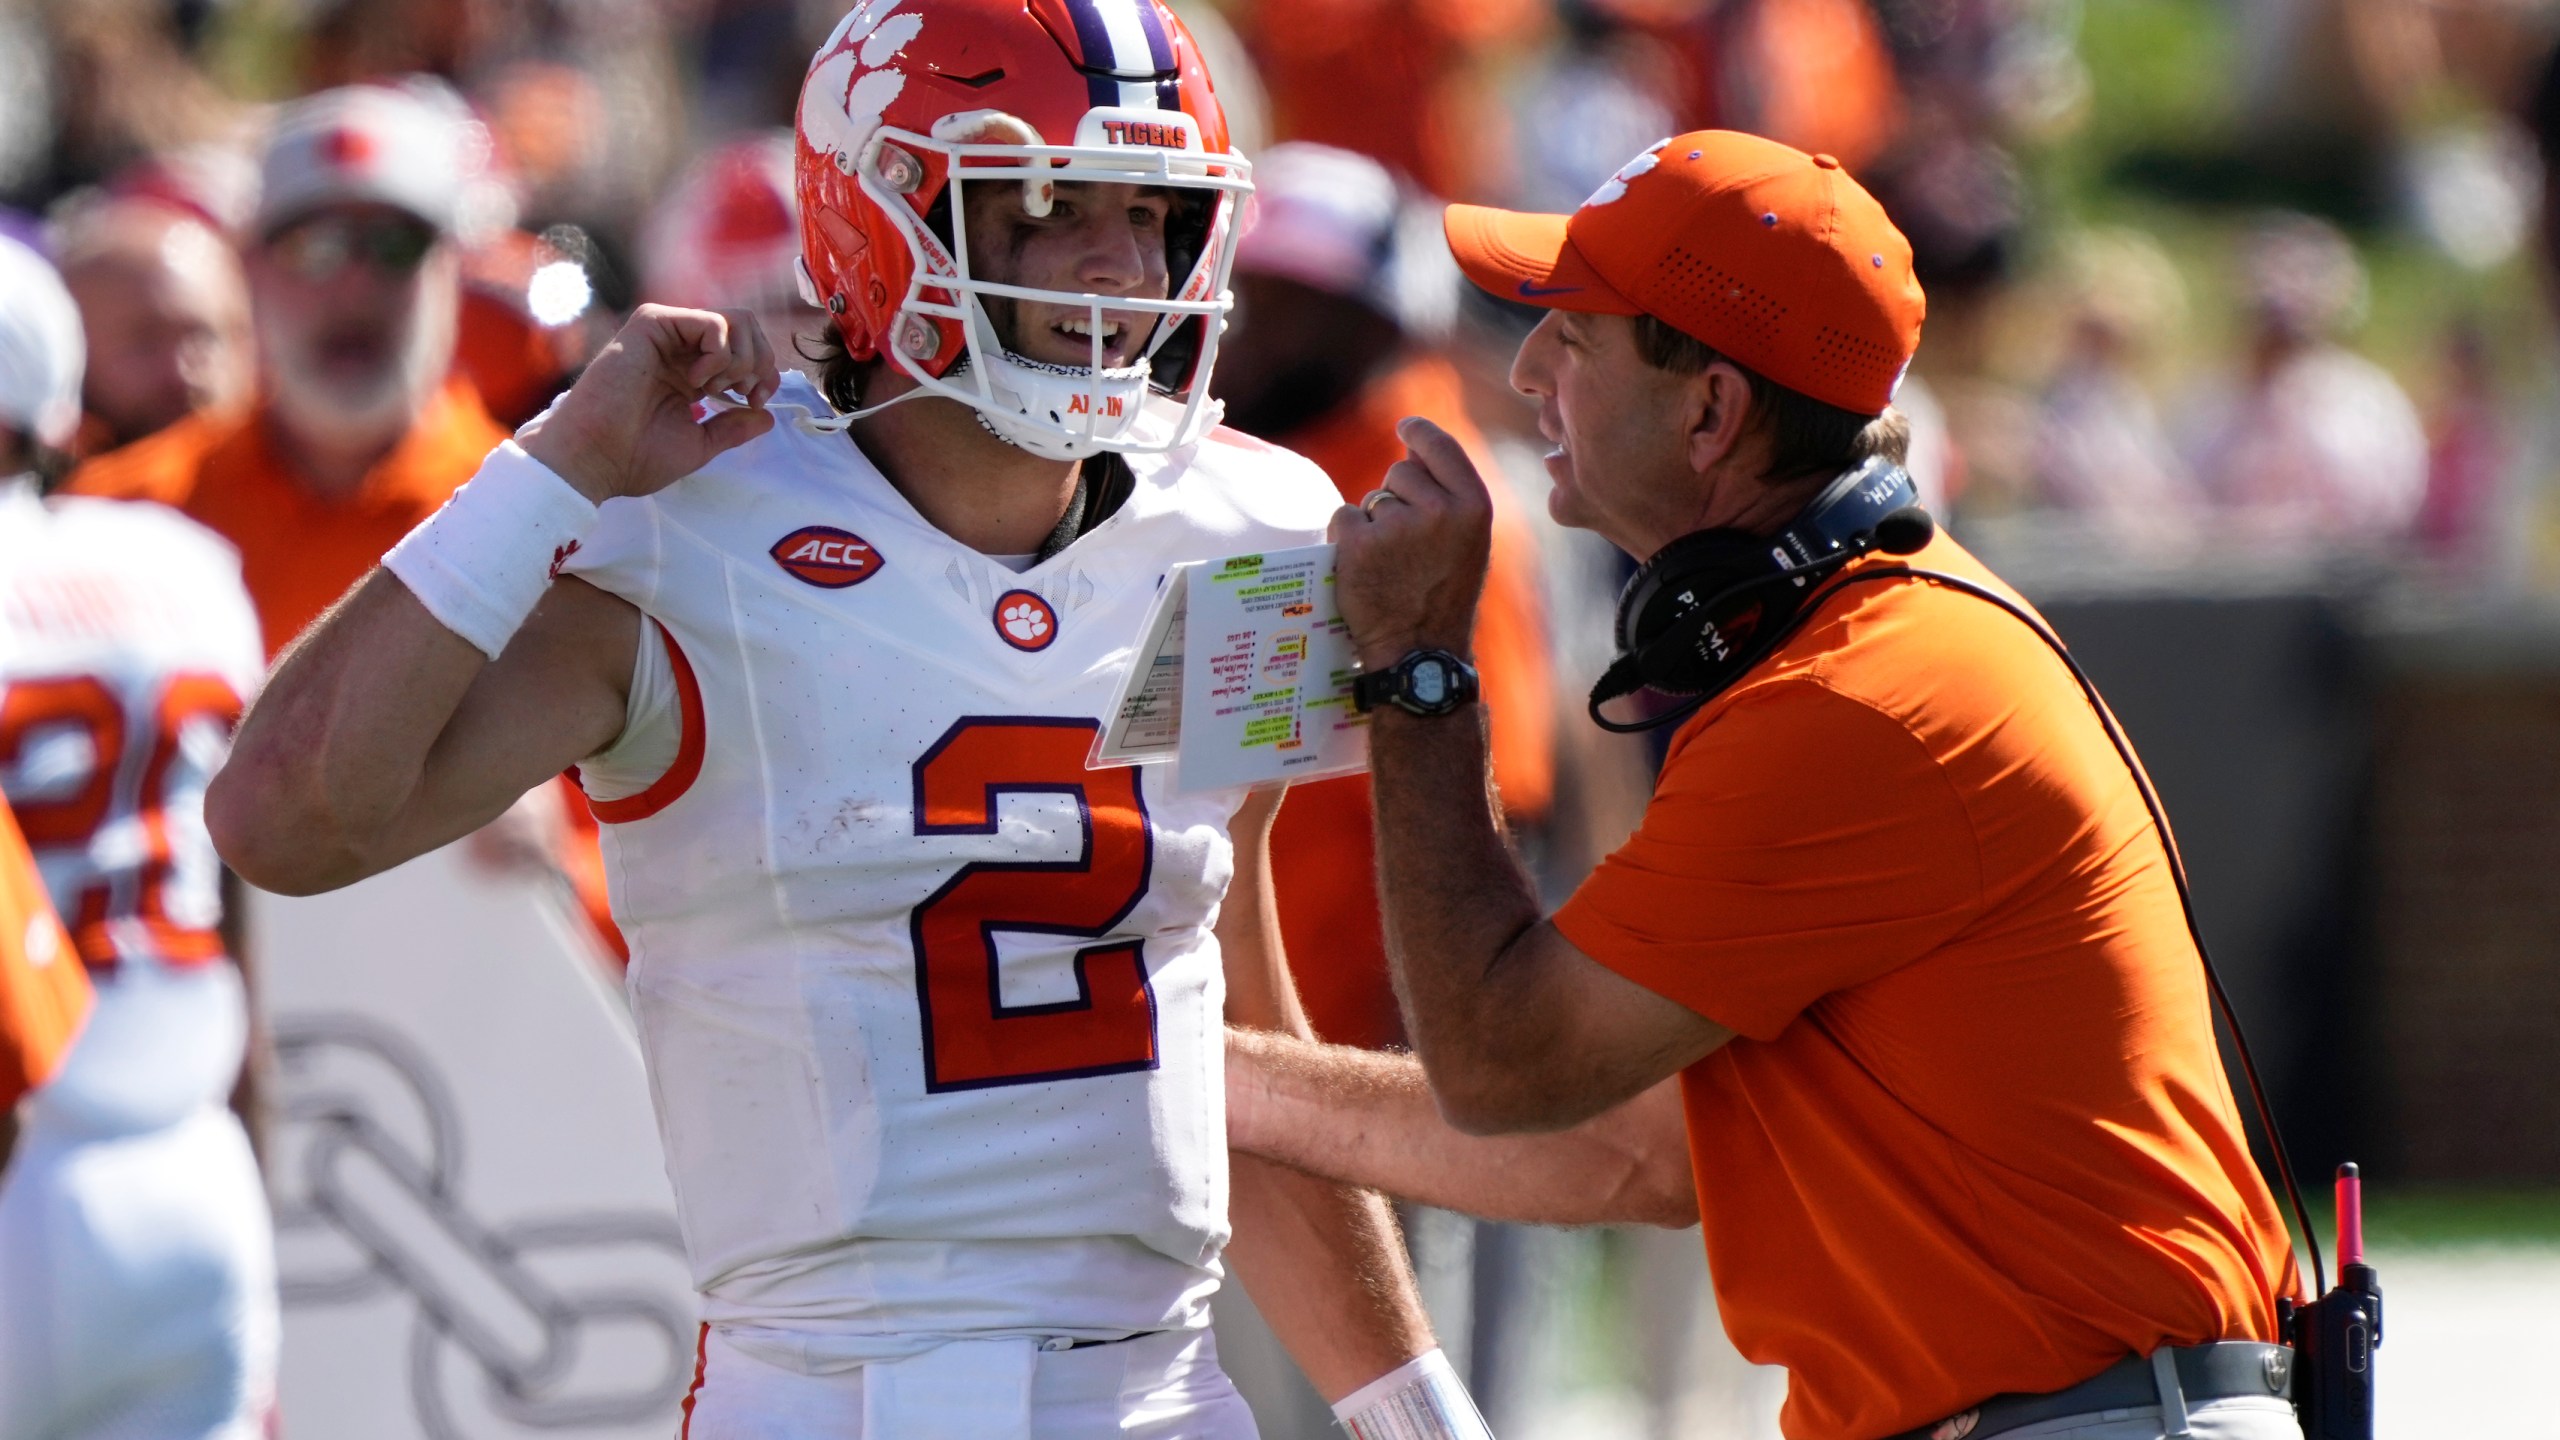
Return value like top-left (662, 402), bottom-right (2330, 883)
top-left (1582, 138), bottom-right (1669, 209)
top-left (770, 526), bottom-right (883, 587)
top-left (994, 589), bottom-right (1057, 651)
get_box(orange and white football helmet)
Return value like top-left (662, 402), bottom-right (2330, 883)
top-left (793, 0), bottom-right (1251, 458)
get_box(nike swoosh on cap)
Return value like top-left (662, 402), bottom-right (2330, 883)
top-left (1516, 280), bottom-right (1584, 297)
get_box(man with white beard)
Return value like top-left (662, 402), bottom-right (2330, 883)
top-left (67, 81), bottom-right (507, 661)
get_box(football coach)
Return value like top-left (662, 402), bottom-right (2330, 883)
top-left (1225, 130), bottom-right (2310, 1440)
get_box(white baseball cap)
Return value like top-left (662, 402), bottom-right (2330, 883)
top-left (256, 83), bottom-right (471, 237)
top-left (0, 234), bottom-right (85, 453)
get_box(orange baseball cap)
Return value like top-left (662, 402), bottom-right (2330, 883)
top-left (1446, 130), bottom-right (1925, 415)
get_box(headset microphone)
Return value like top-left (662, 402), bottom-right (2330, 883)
top-left (1873, 505), bottom-right (1935, 555)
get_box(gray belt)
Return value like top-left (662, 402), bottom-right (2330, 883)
top-left (1893, 1341), bottom-right (2294, 1440)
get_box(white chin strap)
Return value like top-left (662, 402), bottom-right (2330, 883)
top-left (960, 311), bottom-right (1163, 460)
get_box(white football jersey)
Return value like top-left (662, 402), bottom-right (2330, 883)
top-left (557, 376), bottom-right (1340, 1364)
top-left (0, 478), bottom-right (265, 1132)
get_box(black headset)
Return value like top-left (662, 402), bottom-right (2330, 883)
top-left (1590, 455), bottom-right (1936, 733)
top-left (1585, 462), bottom-right (2330, 1298)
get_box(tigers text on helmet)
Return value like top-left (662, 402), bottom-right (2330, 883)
top-left (793, 0), bottom-right (1250, 459)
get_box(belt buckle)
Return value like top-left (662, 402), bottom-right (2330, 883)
top-left (1928, 1410), bottom-right (1980, 1440)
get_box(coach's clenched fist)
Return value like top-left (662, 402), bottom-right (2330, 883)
top-left (518, 304), bottom-right (783, 505)
top-left (1329, 416), bottom-right (1495, 672)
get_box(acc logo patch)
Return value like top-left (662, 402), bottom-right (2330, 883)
top-left (771, 526), bottom-right (883, 588)
top-left (993, 589), bottom-right (1057, 652)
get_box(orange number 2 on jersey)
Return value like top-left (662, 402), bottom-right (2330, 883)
top-left (0, 672), bottom-right (244, 970)
top-left (910, 717), bottom-right (1157, 1092)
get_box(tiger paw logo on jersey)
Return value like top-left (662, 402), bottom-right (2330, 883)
top-left (771, 526), bottom-right (883, 588)
top-left (993, 590), bottom-right (1057, 651)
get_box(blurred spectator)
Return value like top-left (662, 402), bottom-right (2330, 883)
top-left (2030, 227), bottom-right (2204, 545)
top-left (1506, 6), bottom-right (1683, 216)
top-left (1234, 0), bottom-right (1544, 204)
top-left (66, 81), bottom-right (502, 657)
top-left (452, 225), bottom-right (601, 427)
top-left (1216, 144), bottom-right (1558, 1052)
top-left (50, 196), bottom-right (253, 456)
top-left (2182, 213), bottom-right (2427, 544)
top-left (638, 131), bottom-right (826, 378)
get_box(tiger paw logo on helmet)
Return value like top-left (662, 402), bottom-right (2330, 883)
top-left (792, 0), bottom-right (1252, 461)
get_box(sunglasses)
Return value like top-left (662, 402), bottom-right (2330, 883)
top-left (267, 214), bottom-right (438, 280)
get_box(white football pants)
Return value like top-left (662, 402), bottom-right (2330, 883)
top-left (0, 1104), bottom-right (278, 1440)
top-left (681, 1325), bottom-right (1260, 1439)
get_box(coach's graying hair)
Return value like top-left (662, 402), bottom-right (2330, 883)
top-left (1630, 313), bottom-right (1909, 484)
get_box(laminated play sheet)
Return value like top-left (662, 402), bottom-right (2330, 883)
top-left (1091, 543), bottom-right (1369, 791)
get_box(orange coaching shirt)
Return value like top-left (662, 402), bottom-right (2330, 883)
top-left (1552, 533), bottom-right (2300, 1440)
top-left (0, 802), bottom-right (89, 1111)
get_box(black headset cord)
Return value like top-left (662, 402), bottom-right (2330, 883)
top-left (1581, 536), bottom-right (2325, 1294)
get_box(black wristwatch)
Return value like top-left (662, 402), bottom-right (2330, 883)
top-left (1352, 648), bottom-right (1480, 717)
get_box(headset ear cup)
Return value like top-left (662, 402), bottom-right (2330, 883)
top-left (1618, 531), bottom-right (1757, 650)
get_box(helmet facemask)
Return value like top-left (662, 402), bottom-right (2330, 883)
top-left (851, 107), bottom-right (1249, 460)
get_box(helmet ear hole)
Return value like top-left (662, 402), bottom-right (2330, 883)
top-left (920, 188), bottom-right (956, 256)
top-left (1148, 315), bottom-right (1205, 395)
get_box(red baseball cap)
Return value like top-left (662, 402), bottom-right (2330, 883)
top-left (1446, 130), bottom-right (1925, 415)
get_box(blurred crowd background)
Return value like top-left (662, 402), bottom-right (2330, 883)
top-left (26, 0), bottom-right (2560, 567)
top-left (9, 0), bottom-right (2560, 1432)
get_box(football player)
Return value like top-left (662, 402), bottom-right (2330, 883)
top-left (212, 1), bottom-right (1490, 1436)
top-left (0, 236), bottom-right (278, 1437)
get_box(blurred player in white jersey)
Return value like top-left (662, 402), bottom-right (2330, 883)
top-left (212, 2), bottom-right (1493, 1437)
top-left (0, 238), bottom-right (278, 1438)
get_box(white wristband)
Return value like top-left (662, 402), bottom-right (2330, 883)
top-left (384, 440), bottom-right (599, 660)
top-left (1332, 1348), bottom-right (1495, 1440)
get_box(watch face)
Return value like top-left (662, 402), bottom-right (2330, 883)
top-left (1410, 658), bottom-right (1450, 706)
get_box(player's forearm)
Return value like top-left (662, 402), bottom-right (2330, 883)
top-left (1367, 706), bottom-right (1555, 1122)
top-left (1224, 1152), bottom-right (1435, 1402)
top-left (1229, 1028), bottom-right (1699, 1227)
top-left (211, 570), bottom-right (492, 893)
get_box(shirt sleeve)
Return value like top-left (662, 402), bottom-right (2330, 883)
top-left (1552, 676), bottom-right (1986, 1041)
top-left (0, 804), bottom-right (89, 1109)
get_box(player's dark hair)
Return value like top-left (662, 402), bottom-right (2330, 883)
top-left (1629, 313), bottom-right (1908, 483)
top-left (808, 324), bottom-right (864, 414)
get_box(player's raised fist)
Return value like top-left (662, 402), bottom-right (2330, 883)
top-left (518, 304), bottom-right (783, 504)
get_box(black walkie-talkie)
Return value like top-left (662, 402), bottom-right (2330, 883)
top-left (2288, 1163), bottom-right (2383, 1439)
